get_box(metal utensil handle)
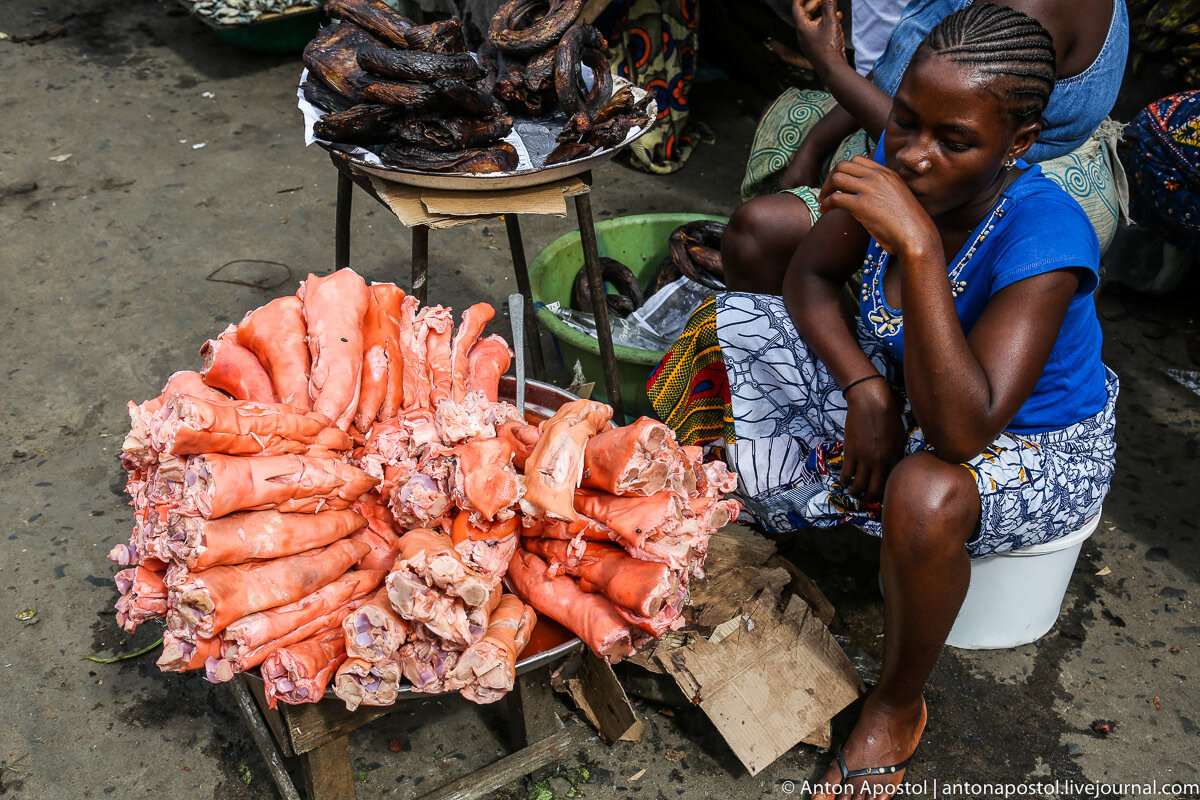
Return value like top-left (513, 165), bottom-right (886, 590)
top-left (508, 293), bottom-right (526, 416)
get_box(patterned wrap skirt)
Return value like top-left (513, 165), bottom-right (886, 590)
top-left (648, 293), bottom-right (1118, 558)
top-left (1121, 90), bottom-right (1200, 254)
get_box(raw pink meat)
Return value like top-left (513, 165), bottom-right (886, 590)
top-left (342, 587), bottom-right (409, 663)
top-left (449, 594), bottom-right (536, 704)
top-left (423, 305), bottom-right (455, 406)
top-left (450, 303), bottom-right (494, 402)
top-left (114, 565), bottom-right (168, 633)
top-left (371, 283), bottom-right (407, 421)
top-left (334, 654), bottom-right (404, 710)
top-left (465, 335), bottom-right (512, 402)
top-left (177, 453), bottom-right (378, 518)
top-left (581, 417), bottom-right (681, 496)
top-left (299, 268), bottom-right (372, 430)
top-left (214, 568), bottom-right (382, 677)
top-left (398, 297), bottom-right (430, 410)
top-left (237, 295), bottom-right (312, 409)
top-left (262, 627), bottom-right (348, 707)
top-left (520, 400), bottom-right (613, 522)
top-left (505, 548), bottom-right (638, 664)
top-left (159, 508), bottom-right (366, 570)
top-left (201, 325), bottom-right (279, 403)
top-left (167, 539), bottom-right (371, 638)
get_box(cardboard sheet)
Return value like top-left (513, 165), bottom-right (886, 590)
top-left (658, 590), bottom-right (863, 775)
top-left (367, 174), bottom-right (589, 230)
top-left (623, 525), bottom-right (858, 772)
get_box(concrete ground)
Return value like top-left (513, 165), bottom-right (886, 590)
top-left (1, 1), bottom-right (1196, 798)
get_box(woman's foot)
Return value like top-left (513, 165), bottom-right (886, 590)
top-left (812, 695), bottom-right (928, 800)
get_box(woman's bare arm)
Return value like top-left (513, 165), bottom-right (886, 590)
top-left (821, 156), bottom-right (1081, 462)
top-left (794, 0), bottom-right (893, 139)
top-left (784, 207), bottom-right (907, 501)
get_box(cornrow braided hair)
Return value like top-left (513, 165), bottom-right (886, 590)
top-left (916, 3), bottom-right (1057, 127)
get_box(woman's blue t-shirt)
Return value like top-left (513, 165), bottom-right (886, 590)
top-left (857, 144), bottom-right (1108, 433)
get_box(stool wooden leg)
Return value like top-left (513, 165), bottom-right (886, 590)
top-left (505, 664), bottom-right (563, 784)
top-left (573, 191), bottom-right (624, 420)
top-left (412, 224), bottom-right (429, 305)
top-left (301, 734), bottom-right (357, 800)
top-left (503, 214), bottom-right (546, 380)
top-left (228, 677), bottom-right (304, 800)
top-left (335, 171), bottom-right (352, 270)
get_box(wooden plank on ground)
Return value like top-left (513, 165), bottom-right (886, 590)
top-left (229, 678), bottom-right (304, 800)
top-left (418, 728), bottom-right (577, 800)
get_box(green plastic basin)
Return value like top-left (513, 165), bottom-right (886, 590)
top-left (528, 213), bottom-right (726, 419)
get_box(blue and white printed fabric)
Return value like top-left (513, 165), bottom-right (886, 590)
top-left (715, 293), bottom-right (1117, 558)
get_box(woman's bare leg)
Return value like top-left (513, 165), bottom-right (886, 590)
top-left (815, 451), bottom-right (981, 800)
top-left (722, 193), bottom-right (815, 294)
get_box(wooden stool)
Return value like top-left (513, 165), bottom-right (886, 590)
top-left (229, 645), bottom-right (581, 800)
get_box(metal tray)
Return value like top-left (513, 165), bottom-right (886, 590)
top-left (178, 0), bottom-right (317, 31)
top-left (306, 76), bottom-right (657, 192)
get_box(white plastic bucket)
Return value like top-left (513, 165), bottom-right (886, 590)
top-left (945, 511), bottom-right (1102, 650)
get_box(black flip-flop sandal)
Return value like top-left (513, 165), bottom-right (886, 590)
top-left (834, 744), bottom-right (913, 780)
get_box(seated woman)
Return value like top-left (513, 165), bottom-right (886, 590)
top-left (731, 0), bottom-right (1127, 293)
top-left (648, 5), bottom-right (1117, 795)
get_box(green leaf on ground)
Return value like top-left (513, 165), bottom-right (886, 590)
top-left (86, 637), bottom-right (163, 663)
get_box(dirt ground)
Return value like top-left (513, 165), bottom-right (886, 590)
top-left (1, 1), bottom-right (1197, 799)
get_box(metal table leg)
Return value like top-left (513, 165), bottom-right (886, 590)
top-left (412, 224), bottom-right (429, 305)
top-left (335, 171), bottom-right (352, 270)
top-left (503, 214), bottom-right (546, 381)
top-left (572, 190), bottom-right (624, 420)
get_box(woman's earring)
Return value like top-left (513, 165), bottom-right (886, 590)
top-left (1004, 157), bottom-right (1016, 169)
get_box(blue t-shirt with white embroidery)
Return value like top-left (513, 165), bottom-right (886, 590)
top-left (857, 143), bottom-right (1107, 433)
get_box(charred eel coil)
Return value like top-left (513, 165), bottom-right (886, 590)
top-left (489, 0), bottom-right (584, 54)
top-left (432, 78), bottom-right (507, 117)
top-left (570, 257), bottom-right (645, 318)
top-left (403, 19), bottom-right (467, 53)
top-left (543, 140), bottom-right (597, 165)
top-left (325, 0), bottom-right (414, 49)
top-left (546, 86), bottom-right (654, 165)
top-left (314, 104), bottom-right (401, 144)
top-left (557, 84), bottom-right (634, 141)
top-left (522, 45), bottom-right (558, 93)
top-left (494, 62), bottom-right (556, 116)
top-left (380, 142), bottom-right (520, 173)
top-left (390, 114), bottom-right (515, 151)
top-left (555, 23), bottom-right (612, 119)
top-left (302, 77), bottom-right (355, 114)
top-left (303, 23), bottom-right (386, 103)
top-left (358, 46), bottom-right (483, 82)
top-left (361, 80), bottom-right (444, 109)
top-left (654, 221), bottom-right (726, 292)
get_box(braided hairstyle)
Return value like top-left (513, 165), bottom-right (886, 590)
top-left (914, 3), bottom-right (1057, 128)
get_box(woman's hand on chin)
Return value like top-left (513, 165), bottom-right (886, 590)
top-left (818, 156), bottom-right (940, 260)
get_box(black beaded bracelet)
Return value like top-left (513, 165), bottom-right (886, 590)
top-left (842, 373), bottom-right (885, 395)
